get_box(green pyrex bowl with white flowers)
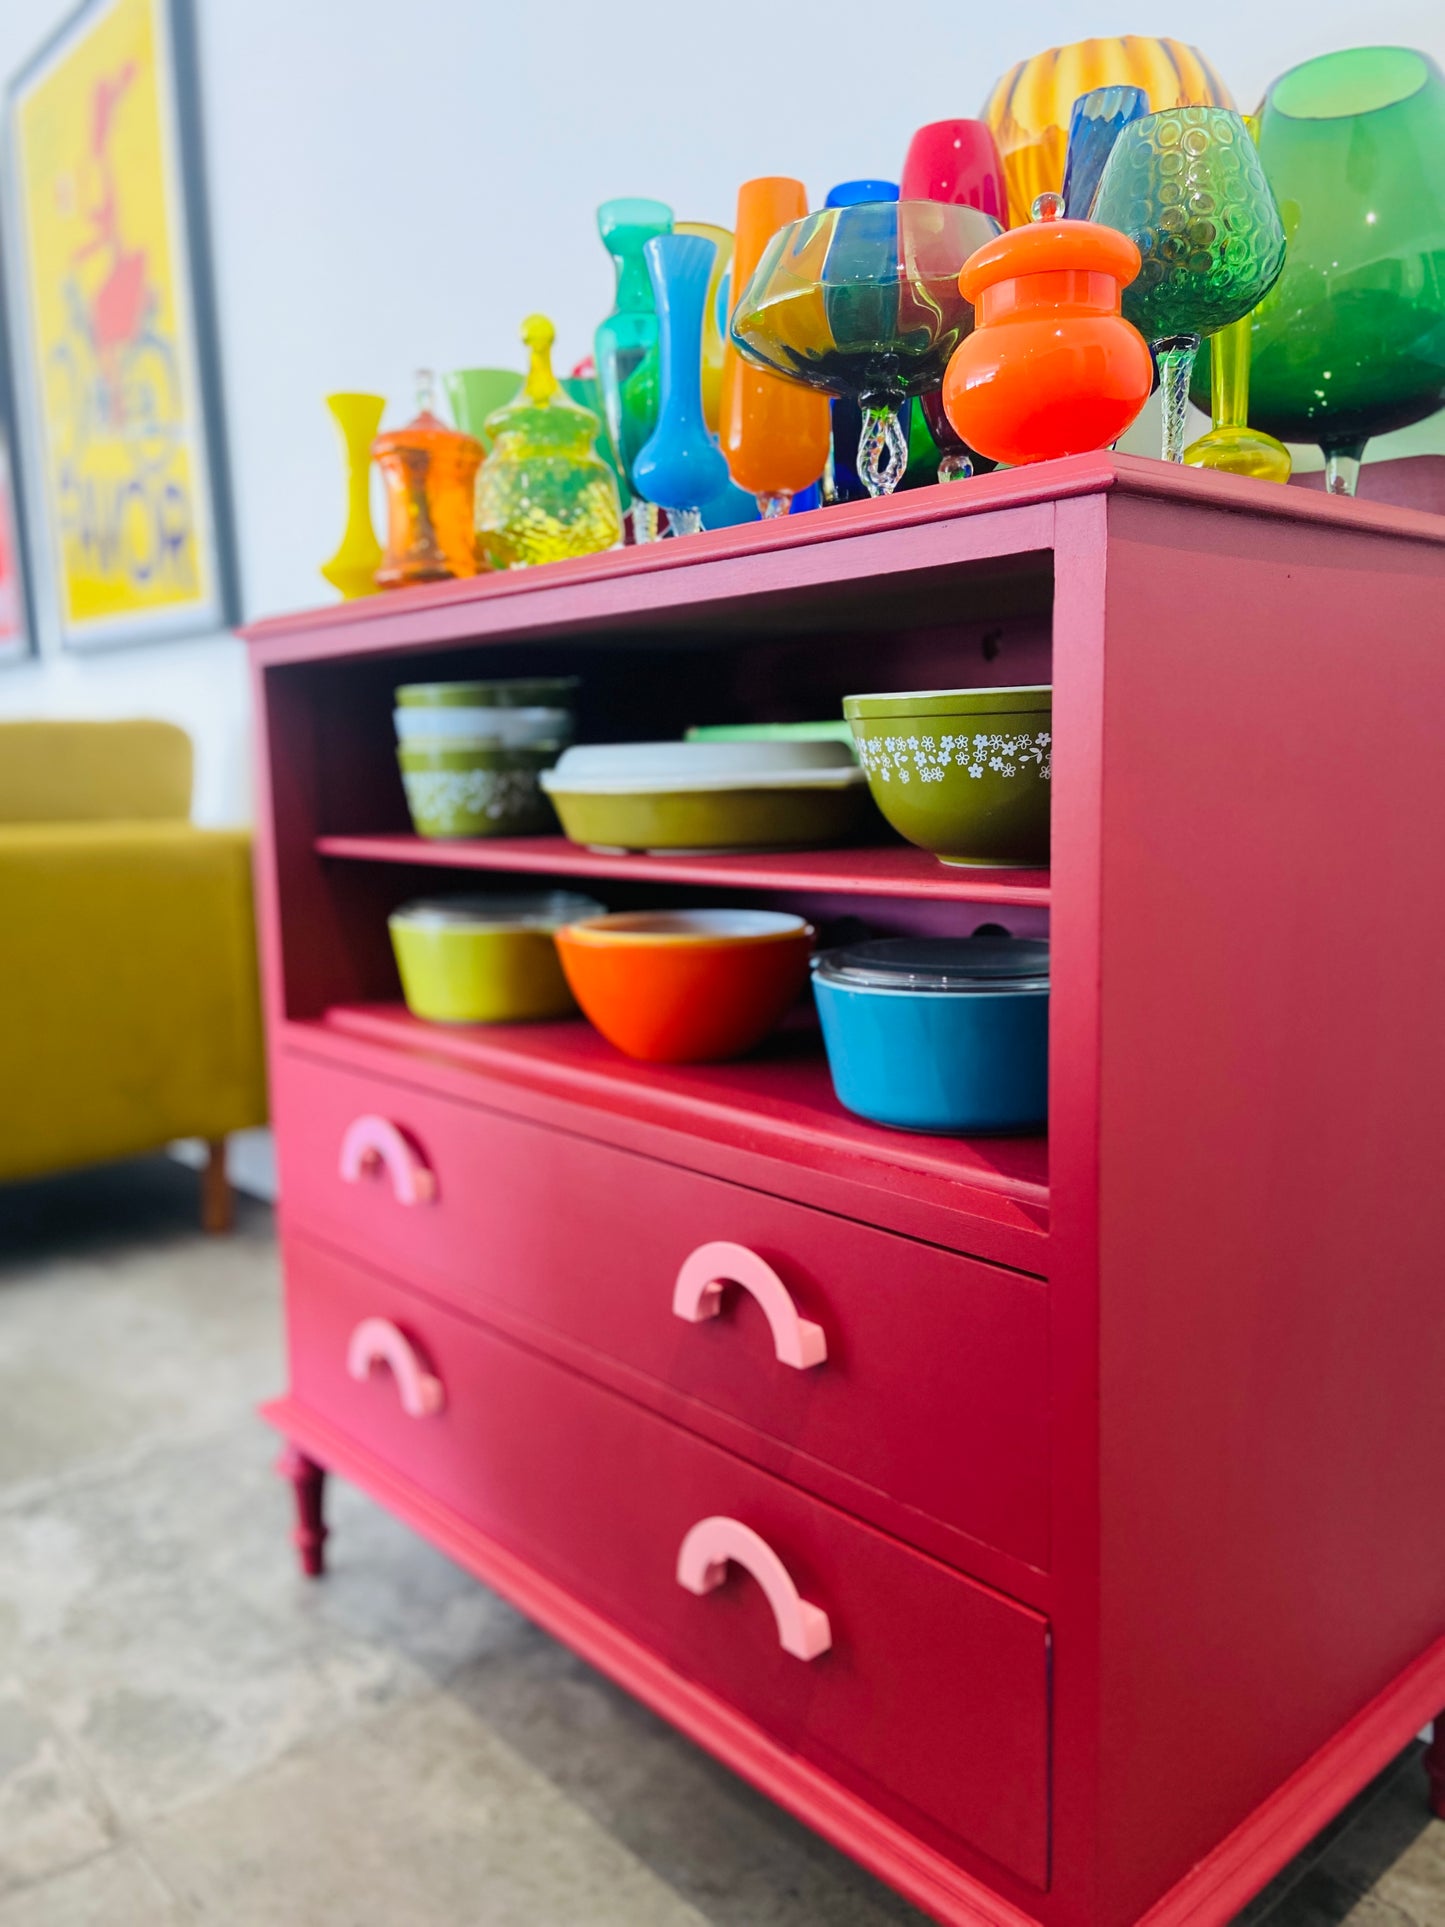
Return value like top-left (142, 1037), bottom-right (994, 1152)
top-left (842, 686), bottom-right (1051, 867)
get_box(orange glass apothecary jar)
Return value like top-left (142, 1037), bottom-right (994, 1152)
top-left (373, 371), bottom-right (483, 587)
top-left (941, 200), bottom-right (1152, 467)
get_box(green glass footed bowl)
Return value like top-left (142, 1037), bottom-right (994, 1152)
top-left (843, 687), bottom-right (1052, 868)
top-left (397, 741), bottom-right (560, 839)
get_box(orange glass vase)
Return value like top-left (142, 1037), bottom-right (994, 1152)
top-left (718, 177), bottom-right (831, 517)
top-left (941, 199), bottom-right (1152, 466)
top-left (373, 371), bottom-right (483, 587)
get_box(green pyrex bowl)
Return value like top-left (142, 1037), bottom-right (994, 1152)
top-left (397, 741), bottom-right (559, 839)
top-left (843, 686), bottom-right (1051, 868)
top-left (395, 678), bottom-right (580, 709)
top-left (389, 892), bottom-right (603, 1022)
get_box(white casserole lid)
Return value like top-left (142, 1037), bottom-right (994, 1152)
top-left (549, 738), bottom-right (855, 783)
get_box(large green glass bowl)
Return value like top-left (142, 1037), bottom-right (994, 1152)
top-left (1243, 47), bottom-right (1445, 470)
top-left (843, 687), bottom-right (1052, 868)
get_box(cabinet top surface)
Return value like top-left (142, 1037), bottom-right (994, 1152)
top-left (242, 453), bottom-right (1445, 667)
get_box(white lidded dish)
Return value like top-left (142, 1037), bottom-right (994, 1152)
top-left (545, 738), bottom-right (857, 790)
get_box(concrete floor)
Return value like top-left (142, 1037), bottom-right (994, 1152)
top-left (0, 1160), bottom-right (1441, 1926)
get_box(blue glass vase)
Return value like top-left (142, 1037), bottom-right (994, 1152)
top-left (633, 234), bottom-right (730, 534)
top-left (825, 179), bottom-right (900, 209)
top-left (1061, 85), bottom-right (1149, 217)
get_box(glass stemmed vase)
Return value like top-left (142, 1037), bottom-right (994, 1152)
top-left (1246, 47), bottom-right (1445, 496)
top-left (730, 199), bottom-right (1001, 496)
top-left (1183, 115), bottom-right (1292, 484)
top-left (1091, 105), bottom-right (1286, 463)
top-left (594, 196), bottom-right (672, 540)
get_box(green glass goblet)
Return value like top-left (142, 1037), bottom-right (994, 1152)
top-left (1092, 106), bottom-right (1286, 462)
top-left (1247, 47), bottom-right (1445, 497)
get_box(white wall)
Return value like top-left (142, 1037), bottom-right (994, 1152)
top-left (3, 0), bottom-right (1444, 824)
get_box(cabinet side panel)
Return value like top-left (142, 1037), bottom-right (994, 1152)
top-left (1093, 497), bottom-right (1445, 1923)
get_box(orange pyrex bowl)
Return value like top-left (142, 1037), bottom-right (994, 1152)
top-left (554, 910), bottom-right (814, 1063)
top-left (941, 216), bottom-right (1153, 465)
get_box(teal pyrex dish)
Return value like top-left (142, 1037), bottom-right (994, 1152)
top-left (812, 935), bottom-right (1049, 1134)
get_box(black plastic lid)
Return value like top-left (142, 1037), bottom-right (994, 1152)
top-left (812, 935), bottom-right (1049, 993)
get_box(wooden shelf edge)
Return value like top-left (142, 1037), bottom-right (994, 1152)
top-left (244, 453), bottom-right (1445, 656)
top-left (261, 1394), bottom-right (1049, 1927)
top-left (314, 832), bottom-right (1052, 907)
top-left (306, 1002), bottom-right (1048, 1208)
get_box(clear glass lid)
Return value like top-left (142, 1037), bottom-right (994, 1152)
top-left (390, 891), bottom-right (604, 931)
top-left (812, 935), bottom-right (1049, 992)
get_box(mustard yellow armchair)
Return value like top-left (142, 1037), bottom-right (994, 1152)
top-left (0, 721), bottom-right (267, 1227)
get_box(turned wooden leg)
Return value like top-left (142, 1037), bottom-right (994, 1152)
top-left (201, 1138), bottom-right (234, 1234)
top-left (277, 1443), bottom-right (327, 1577)
top-left (1427, 1714), bottom-right (1445, 1820)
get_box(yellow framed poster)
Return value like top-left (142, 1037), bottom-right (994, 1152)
top-left (2, 0), bottom-right (235, 649)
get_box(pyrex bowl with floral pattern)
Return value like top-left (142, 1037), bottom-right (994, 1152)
top-left (842, 685), bottom-right (1051, 867)
top-left (397, 740), bottom-right (561, 839)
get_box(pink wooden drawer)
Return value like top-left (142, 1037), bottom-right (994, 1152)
top-left (284, 1232), bottom-right (1050, 1886)
top-left (276, 1050), bottom-right (1049, 1568)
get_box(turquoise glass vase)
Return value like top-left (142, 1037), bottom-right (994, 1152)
top-left (594, 197), bottom-right (672, 536)
top-left (632, 234), bottom-right (730, 534)
top-left (1244, 47), bottom-right (1445, 496)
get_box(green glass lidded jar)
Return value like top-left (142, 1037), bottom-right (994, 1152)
top-left (475, 316), bottom-right (624, 569)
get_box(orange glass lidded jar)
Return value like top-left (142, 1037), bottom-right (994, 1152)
top-left (372, 370), bottom-right (483, 588)
top-left (941, 194), bottom-right (1153, 467)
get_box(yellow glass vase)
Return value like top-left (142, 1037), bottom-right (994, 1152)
top-left (320, 392), bottom-right (384, 598)
top-left (1183, 117), bottom-right (1292, 484)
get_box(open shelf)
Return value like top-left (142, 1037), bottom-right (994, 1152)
top-left (293, 1001), bottom-right (1050, 1269)
top-left (314, 833), bottom-right (1051, 908)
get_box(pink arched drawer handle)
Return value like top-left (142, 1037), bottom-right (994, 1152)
top-left (676, 1516), bottom-right (832, 1661)
top-left (346, 1317), bottom-right (446, 1418)
top-left (338, 1115), bottom-right (436, 1205)
top-left (672, 1241), bottom-right (826, 1370)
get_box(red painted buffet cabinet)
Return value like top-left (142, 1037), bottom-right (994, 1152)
top-left (244, 455), bottom-right (1445, 1927)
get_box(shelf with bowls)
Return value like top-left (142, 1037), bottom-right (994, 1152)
top-left (312, 832), bottom-right (1051, 908)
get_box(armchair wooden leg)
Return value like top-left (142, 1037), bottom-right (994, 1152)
top-left (201, 1137), bottom-right (234, 1234)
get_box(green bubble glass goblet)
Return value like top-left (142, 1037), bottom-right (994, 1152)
top-left (1092, 106), bottom-right (1286, 463)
